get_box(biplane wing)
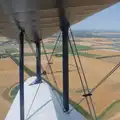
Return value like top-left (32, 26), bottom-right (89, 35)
top-left (0, 0), bottom-right (119, 41)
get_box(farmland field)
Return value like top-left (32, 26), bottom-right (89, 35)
top-left (1, 36), bottom-right (120, 119)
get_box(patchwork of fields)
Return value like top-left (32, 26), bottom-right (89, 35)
top-left (0, 37), bottom-right (120, 119)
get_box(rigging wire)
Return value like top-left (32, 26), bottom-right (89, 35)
top-left (68, 37), bottom-right (94, 119)
top-left (25, 32), bottom-right (63, 110)
top-left (25, 35), bottom-right (53, 83)
top-left (25, 61), bottom-right (53, 119)
top-left (70, 61), bottom-right (120, 112)
top-left (23, 32), bottom-right (56, 118)
top-left (24, 34), bottom-right (46, 73)
top-left (25, 75), bottom-right (52, 119)
top-left (44, 32), bottom-right (81, 73)
top-left (91, 61), bottom-right (120, 93)
top-left (41, 40), bottom-right (59, 89)
top-left (47, 32), bottom-right (61, 64)
top-left (26, 99), bottom-right (52, 120)
top-left (23, 34), bottom-right (51, 118)
top-left (25, 81), bottom-right (52, 119)
top-left (22, 30), bottom-right (95, 118)
top-left (25, 29), bottom-right (97, 118)
top-left (26, 83), bottom-right (41, 119)
top-left (41, 40), bottom-right (63, 108)
top-left (14, 21), bottom-right (64, 117)
top-left (15, 19), bottom-right (120, 118)
top-left (69, 28), bottom-right (97, 119)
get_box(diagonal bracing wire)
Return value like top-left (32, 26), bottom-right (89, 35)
top-left (24, 34), bottom-right (52, 118)
top-left (26, 83), bottom-right (41, 119)
top-left (69, 28), bottom-right (97, 119)
top-left (41, 40), bottom-right (59, 89)
top-left (48, 33), bottom-right (61, 63)
top-left (25, 30), bottom-right (64, 110)
top-left (24, 34), bottom-right (46, 73)
top-left (46, 32), bottom-right (61, 70)
top-left (91, 62), bottom-right (120, 93)
top-left (25, 70), bottom-right (52, 119)
top-left (68, 37), bottom-right (94, 119)
top-left (70, 56), bottom-right (120, 113)
top-left (15, 22), bottom-right (63, 117)
top-left (44, 32), bottom-right (82, 75)
top-left (41, 39), bottom-right (63, 109)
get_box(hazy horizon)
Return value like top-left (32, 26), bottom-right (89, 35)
top-left (71, 29), bottom-right (120, 32)
top-left (71, 2), bottom-right (120, 31)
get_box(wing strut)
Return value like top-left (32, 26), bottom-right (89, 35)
top-left (60, 17), bottom-right (70, 112)
top-left (61, 18), bottom-right (70, 112)
top-left (19, 29), bottom-right (25, 120)
top-left (58, 0), bottom-right (70, 112)
top-left (35, 40), bottom-right (41, 83)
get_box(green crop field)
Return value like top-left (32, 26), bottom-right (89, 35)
top-left (44, 43), bottom-right (92, 52)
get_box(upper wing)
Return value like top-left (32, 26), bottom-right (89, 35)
top-left (0, 0), bottom-right (119, 41)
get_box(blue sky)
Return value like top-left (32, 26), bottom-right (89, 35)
top-left (71, 2), bottom-right (120, 31)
